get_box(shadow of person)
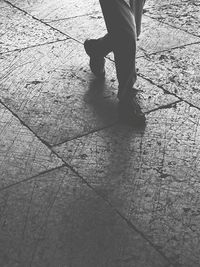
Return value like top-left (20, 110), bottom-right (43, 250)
top-left (81, 75), bottom-right (146, 212)
top-left (81, 74), bottom-right (147, 216)
top-left (84, 75), bottom-right (146, 130)
top-left (55, 182), bottom-right (156, 267)
top-left (83, 76), bottom-right (118, 125)
top-left (91, 123), bottom-right (145, 212)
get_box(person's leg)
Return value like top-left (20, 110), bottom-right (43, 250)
top-left (98, 0), bottom-right (146, 124)
top-left (95, 0), bottom-right (146, 53)
top-left (130, 0), bottom-right (146, 37)
top-left (85, 34), bottom-right (112, 57)
top-left (84, 0), bottom-right (146, 123)
top-left (85, 0), bottom-right (146, 86)
top-left (84, 33), bottom-right (113, 78)
top-left (99, 0), bottom-right (137, 100)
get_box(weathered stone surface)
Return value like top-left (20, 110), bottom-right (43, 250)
top-left (134, 78), bottom-right (179, 113)
top-left (138, 15), bottom-right (199, 54)
top-left (54, 101), bottom-right (200, 266)
top-left (0, 39), bottom-right (118, 145)
top-left (10, 0), bottom-right (101, 22)
top-left (109, 67), bottom-right (179, 113)
top-left (0, 1), bottom-right (8, 8)
top-left (0, 103), bottom-right (62, 189)
top-left (49, 12), bottom-right (107, 42)
top-left (0, 38), bottom-right (177, 145)
top-left (144, 0), bottom-right (200, 37)
top-left (50, 14), bottom-right (199, 56)
top-left (1, 0), bottom-right (200, 266)
top-left (137, 44), bottom-right (200, 108)
top-left (0, 167), bottom-right (168, 267)
top-left (0, 2), bottom-right (66, 53)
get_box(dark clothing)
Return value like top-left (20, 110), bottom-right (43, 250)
top-left (98, 0), bottom-right (145, 99)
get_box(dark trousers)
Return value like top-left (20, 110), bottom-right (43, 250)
top-left (98, 0), bottom-right (145, 100)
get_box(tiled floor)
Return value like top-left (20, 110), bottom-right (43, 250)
top-left (0, 0), bottom-right (200, 266)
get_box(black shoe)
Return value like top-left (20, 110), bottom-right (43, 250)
top-left (84, 39), bottom-right (105, 78)
top-left (118, 90), bottom-right (146, 126)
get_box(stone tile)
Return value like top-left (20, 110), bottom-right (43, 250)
top-left (137, 44), bottom-right (200, 108)
top-left (49, 13), bottom-right (107, 43)
top-left (0, 2), bottom-right (66, 53)
top-left (111, 74), bottom-right (179, 114)
top-left (0, 103), bottom-right (62, 189)
top-left (0, 1), bottom-right (8, 8)
top-left (0, 166), bottom-right (168, 267)
top-left (0, 38), bottom-right (179, 145)
top-left (138, 15), bottom-right (199, 54)
top-left (103, 61), bottom-right (179, 113)
top-left (54, 101), bottom-right (200, 266)
top-left (11, 0), bottom-right (101, 22)
top-left (50, 13), bottom-right (114, 61)
top-left (50, 14), bottom-right (199, 56)
top-left (0, 39), bottom-right (119, 145)
top-left (144, 0), bottom-right (200, 37)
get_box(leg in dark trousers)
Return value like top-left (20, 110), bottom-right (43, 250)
top-left (99, 0), bottom-right (137, 100)
top-left (84, 0), bottom-right (146, 124)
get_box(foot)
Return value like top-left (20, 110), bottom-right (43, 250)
top-left (118, 90), bottom-right (146, 126)
top-left (84, 39), bottom-right (105, 78)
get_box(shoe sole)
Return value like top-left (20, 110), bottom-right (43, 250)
top-left (84, 40), bottom-right (105, 78)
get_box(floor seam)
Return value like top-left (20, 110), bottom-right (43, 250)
top-left (52, 122), bottom-right (117, 147)
top-left (137, 72), bottom-right (200, 111)
top-left (0, 98), bottom-right (175, 265)
top-left (4, 0), bottom-right (82, 45)
top-left (0, 164), bottom-right (66, 192)
top-left (0, 38), bottom-right (69, 55)
top-left (3, 0), bottom-right (199, 62)
top-left (145, 100), bottom-right (182, 114)
top-left (144, 13), bottom-right (200, 39)
top-left (1, 2), bottom-right (194, 264)
top-left (136, 40), bottom-right (200, 59)
top-left (44, 11), bottom-right (101, 23)
top-left (50, 148), bottom-right (177, 267)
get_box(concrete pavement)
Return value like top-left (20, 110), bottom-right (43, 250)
top-left (0, 0), bottom-right (200, 266)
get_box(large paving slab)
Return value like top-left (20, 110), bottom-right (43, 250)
top-left (8, 0), bottom-right (200, 38)
top-left (9, 0), bottom-right (101, 22)
top-left (50, 14), bottom-right (199, 56)
top-left (0, 2), bottom-right (66, 53)
top-left (0, 39), bottom-right (178, 146)
top-left (0, 1), bottom-right (8, 8)
top-left (137, 43), bottom-right (200, 108)
top-left (54, 101), bottom-right (200, 266)
top-left (0, 39), bottom-right (118, 145)
top-left (49, 12), bottom-right (107, 43)
top-left (138, 15), bottom-right (199, 54)
top-left (0, 103), bottom-right (62, 190)
top-left (0, 166), bottom-right (169, 267)
top-left (144, 0), bottom-right (200, 37)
